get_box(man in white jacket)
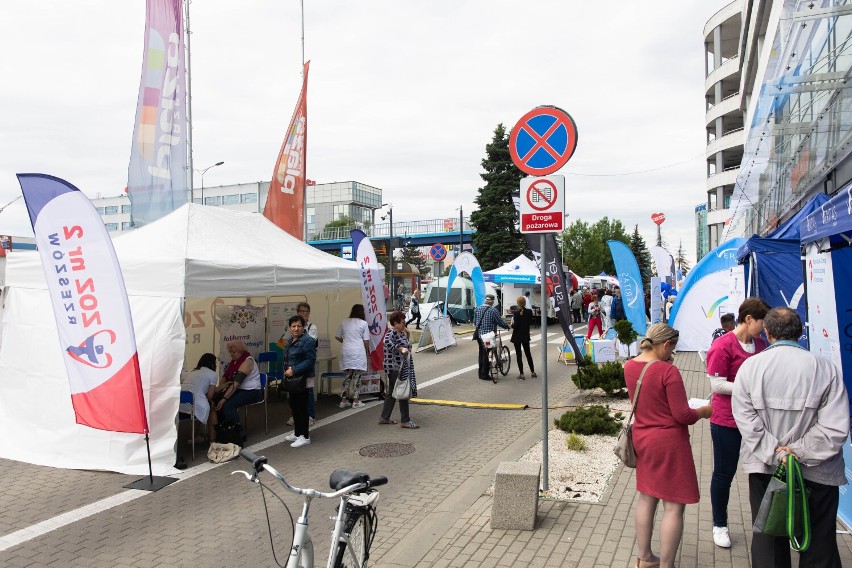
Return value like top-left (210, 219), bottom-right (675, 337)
top-left (732, 307), bottom-right (849, 568)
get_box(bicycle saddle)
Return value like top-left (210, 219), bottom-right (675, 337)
top-left (329, 469), bottom-right (370, 490)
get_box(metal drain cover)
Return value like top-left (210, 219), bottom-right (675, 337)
top-left (359, 442), bottom-right (415, 458)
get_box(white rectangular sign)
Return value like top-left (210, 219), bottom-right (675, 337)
top-left (519, 175), bottom-right (565, 233)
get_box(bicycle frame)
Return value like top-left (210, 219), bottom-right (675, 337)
top-left (235, 450), bottom-right (385, 568)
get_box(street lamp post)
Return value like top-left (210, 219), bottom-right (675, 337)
top-left (195, 161), bottom-right (224, 204)
top-left (381, 203), bottom-right (394, 309)
top-left (459, 205), bottom-right (463, 253)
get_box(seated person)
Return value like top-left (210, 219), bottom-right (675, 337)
top-left (711, 312), bottom-right (735, 343)
top-left (214, 340), bottom-right (263, 442)
top-left (179, 353), bottom-right (218, 442)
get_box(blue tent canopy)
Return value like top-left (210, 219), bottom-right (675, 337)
top-left (766, 193), bottom-right (829, 240)
top-left (800, 184), bottom-right (852, 245)
top-left (736, 236), bottom-right (800, 263)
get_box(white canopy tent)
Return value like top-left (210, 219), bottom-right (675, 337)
top-left (0, 204), bottom-right (363, 474)
top-left (483, 254), bottom-right (540, 285)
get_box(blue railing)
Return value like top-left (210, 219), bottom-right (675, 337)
top-left (311, 217), bottom-right (472, 241)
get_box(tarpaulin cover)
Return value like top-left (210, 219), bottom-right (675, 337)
top-left (737, 237), bottom-right (807, 347)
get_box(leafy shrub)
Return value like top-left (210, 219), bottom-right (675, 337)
top-left (565, 432), bottom-right (587, 452)
top-left (554, 405), bottom-right (623, 436)
top-left (571, 360), bottom-right (627, 397)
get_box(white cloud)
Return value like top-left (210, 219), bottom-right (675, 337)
top-left (0, 0), bottom-right (718, 260)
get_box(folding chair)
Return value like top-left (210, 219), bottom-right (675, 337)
top-left (178, 391), bottom-right (196, 460)
top-left (241, 373), bottom-right (269, 436)
top-left (258, 351), bottom-right (279, 382)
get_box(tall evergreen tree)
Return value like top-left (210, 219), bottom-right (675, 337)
top-left (470, 124), bottom-right (525, 270)
top-left (399, 243), bottom-right (429, 275)
top-left (675, 239), bottom-right (691, 273)
top-left (560, 217), bottom-right (629, 276)
top-left (629, 225), bottom-right (653, 289)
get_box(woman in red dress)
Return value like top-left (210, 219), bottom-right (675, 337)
top-left (625, 324), bottom-right (712, 568)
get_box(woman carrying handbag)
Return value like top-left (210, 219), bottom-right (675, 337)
top-left (379, 311), bottom-right (419, 429)
top-left (624, 324), bottom-right (712, 568)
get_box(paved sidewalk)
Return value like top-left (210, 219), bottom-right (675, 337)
top-left (400, 351), bottom-right (852, 568)
top-left (1, 332), bottom-right (851, 567)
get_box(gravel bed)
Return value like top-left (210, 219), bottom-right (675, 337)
top-left (519, 392), bottom-right (633, 502)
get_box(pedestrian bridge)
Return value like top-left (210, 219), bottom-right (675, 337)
top-left (308, 217), bottom-right (475, 253)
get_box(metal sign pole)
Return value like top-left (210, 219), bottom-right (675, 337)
top-left (540, 233), bottom-right (548, 491)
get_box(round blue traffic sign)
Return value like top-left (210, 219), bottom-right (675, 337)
top-left (509, 106), bottom-right (578, 176)
top-left (430, 243), bottom-right (447, 261)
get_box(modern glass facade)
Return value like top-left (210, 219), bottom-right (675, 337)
top-left (306, 181), bottom-right (383, 238)
top-left (724, 0), bottom-right (852, 239)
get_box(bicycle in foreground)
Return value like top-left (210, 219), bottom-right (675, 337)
top-left (233, 449), bottom-right (387, 568)
top-left (482, 328), bottom-right (511, 382)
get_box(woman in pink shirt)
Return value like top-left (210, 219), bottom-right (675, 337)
top-left (704, 298), bottom-right (770, 549)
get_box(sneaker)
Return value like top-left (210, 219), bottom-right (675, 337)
top-left (290, 436), bottom-right (311, 448)
top-left (284, 433), bottom-right (298, 442)
top-left (309, 417), bottom-right (315, 427)
top-left (517, 374), bottom-right (526, 380)
top-left (713, 526), bottom-right (731, 548)
top-left (531, 372), bottom-right (538, 378)
top-left (352, 400), bottom-right (365, 408)
top-left (286, 417), bottom-right (294, 426)
top-left (339, 400), bottom-right (351, 409)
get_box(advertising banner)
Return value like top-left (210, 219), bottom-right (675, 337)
top-left (127, 0), bottom-right (188, 228)
top-left (607, 240), bottom-right (647, 335)
top-left (264, 61), bottom-right (310, 239)
top-left (526, 233), bottom-right (583, 359)
top-left (650, 277), bottom-right (662, 324)
top-left (351, 230), bottom-right (387, 371)
top-left (18, 174), bottom-right (148, 434)
top-left (215, 305), bottom-right (266, 363)
top-left (444, 252), bottom-right (485, 313)
top-left (669, 239), bottom-right (746, 351)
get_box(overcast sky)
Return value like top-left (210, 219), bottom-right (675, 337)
top-left (0, 1), bottom-right (720, 263)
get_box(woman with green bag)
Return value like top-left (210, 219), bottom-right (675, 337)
top-left (732, 308), bottom-right (849, 568)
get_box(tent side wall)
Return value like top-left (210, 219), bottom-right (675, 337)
top-left (0, 288), bottom-right (183, 474)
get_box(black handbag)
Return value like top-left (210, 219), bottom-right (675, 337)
top-left (280, 374), bottom-right (307, 393)
top-left (215, 421), bottom-right (242, 446)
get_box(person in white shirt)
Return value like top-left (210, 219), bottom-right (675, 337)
top-left (336, 304), bottom-right (371, 409)
top-left (179, 353), bottom-right (218, 441)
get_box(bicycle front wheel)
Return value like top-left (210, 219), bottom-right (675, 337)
top-left (499, 345), bottom-right (511, 376)
top-left (334, 508), bottom-right (371, 568)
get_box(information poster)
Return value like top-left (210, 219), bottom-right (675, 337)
top-left (269, 302), bottom-right (301, 347)
top-left (216, 304), bottom-right (266, 363)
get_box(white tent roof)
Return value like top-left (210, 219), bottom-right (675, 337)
top-left (0, 204), bottom-right (365, 475)
top-left (484, 254), bottom-right (540, 283)
top-left (6, 203), bottom-right (362, 296)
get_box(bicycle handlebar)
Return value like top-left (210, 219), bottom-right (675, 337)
top-left (239, 449), bottom-right (387, 496)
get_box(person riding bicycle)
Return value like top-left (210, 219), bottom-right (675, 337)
top-left (473, 294), bottom-right (508, 381)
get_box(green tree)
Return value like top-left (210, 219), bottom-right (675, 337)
top-left (630, 225), bottom-right (653, 290)
top-left (675, 239), bottom-right (691, 274)
top-left (399, 243), bottom-right (428, 275)
top-left (324, 215), bottom-right (356, 229)
top-left (470, 124), bottom-right (525, 270)
top-left (560, 217), bottom-right (629, 276)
